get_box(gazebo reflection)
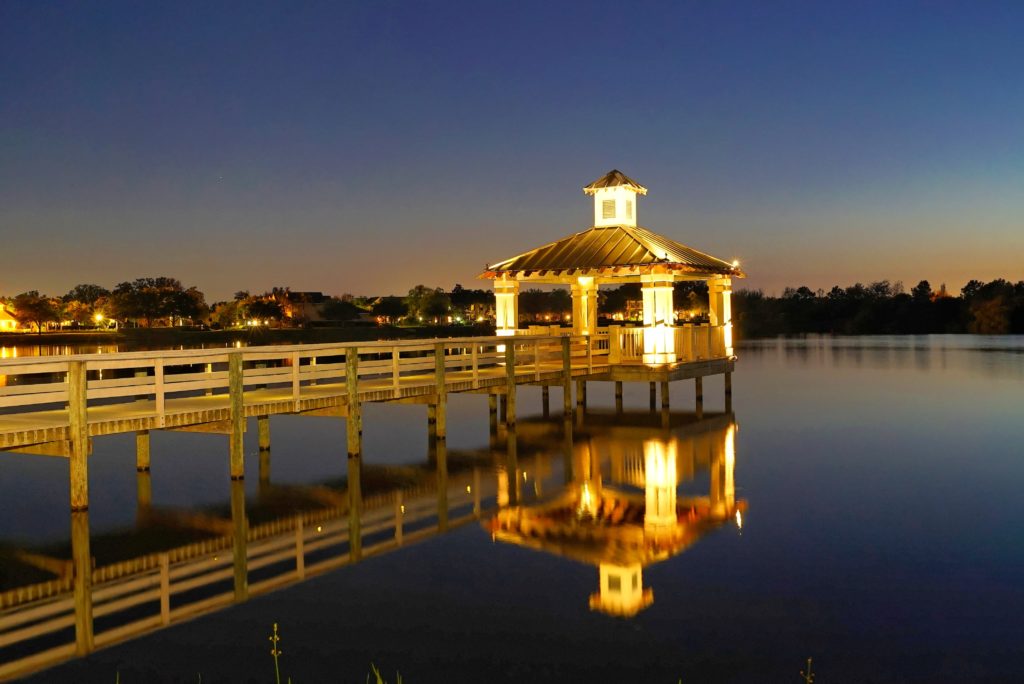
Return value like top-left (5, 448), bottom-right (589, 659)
top-left (486, 411), bottom-right (744, 617)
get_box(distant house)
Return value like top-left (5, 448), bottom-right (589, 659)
top-left (0, 306), bottom-right (20, 331)
top-left (281, 292), bottom-right (328, 323)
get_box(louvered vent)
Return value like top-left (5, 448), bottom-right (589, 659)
top-left (602, 199), bottom-right (616, 219)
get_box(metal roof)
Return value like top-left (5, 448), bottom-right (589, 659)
top-left (480, 225), bottom-right (742, 279)
top-left (583, 169), bottom-right (648, 195)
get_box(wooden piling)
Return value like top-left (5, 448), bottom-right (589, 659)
top-left (228, 353), bottom-right (244, 480)
top-left (294, 516), bottom-right (306, 580)
top-left (135, 430), bottom-right (150, 472)
top-left (649, 381), bottom-right (657, 411)
top-left (71, 510), bottom-right (93, 655)
top-left (615, 381), bottom-right (623, 413)
top-left (576, 379), bottom-right (587, 410)
top-left (542, 385), bottom-right (550, 417)
top-left (258, 416), bottom-right (270, 451)
top-left (346, 347), bottom-right (362, 561)
top-left (68, 361), bottom-right (89, 512)
top-left (661, 381), bottom-right (670, 411)
top-left (394, 490), bottom-right (404, 545)
top-left (725, 371), bottom-right (733, 412)
top-left (136, 470), bottom-right (152, 524)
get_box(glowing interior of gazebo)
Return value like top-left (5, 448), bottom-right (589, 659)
top-left (480, 170), bottom-right (744, 365)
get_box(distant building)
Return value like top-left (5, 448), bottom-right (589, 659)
top-left (0, 306), bottom-right (20, 331)
top-left (281, 291), bottom-right (328, 323)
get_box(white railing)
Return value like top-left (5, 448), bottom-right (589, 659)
top-left (0, 334), bottom-right (609, 435)
top-left (606, 325), bottom-right (728, 364)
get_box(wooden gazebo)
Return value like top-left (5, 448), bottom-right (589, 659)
top-left (480, 170), bottom-right (744, 365)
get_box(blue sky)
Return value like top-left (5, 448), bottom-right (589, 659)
top-left (2, 1), bottom-right (1022, 299)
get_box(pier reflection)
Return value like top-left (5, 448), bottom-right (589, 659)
top-left (487, 410), bottom-right (745, 617)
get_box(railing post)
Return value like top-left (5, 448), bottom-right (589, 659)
top-left (609, 325), bottom-right (621, 364)
top-left (229, 353), bottom-right (245, 480)
top-left (504, 341), bottom-right (516, 428)
top-left (346, 347), bottom-right (362, 561)
top-left (68, 361), bottom-right (90, 512)
top-left (205, 362), bottom-right (214, 396)
top-left (391, 345), bottom-right (401, 393)
top-left (395, 490), bottom-right (404, 545)
top-left (291, 352), bottom-right (300, 410)
top-left (159, 552), bottom-right (170, 625)
top-left (561, 337), bottom-right (572, 418)
top-left (534, 338), bottom-right (541, 381)
top-left (435, 342), bottom-right (448, 532)
top-left (295, 516), bottom-right (306, 579)
top-left (154, 358), bottom-right (165, 426)
top-left (586, 335), bottom-right (593, 373)
top-left (471, 343), bottom-right (480, 388)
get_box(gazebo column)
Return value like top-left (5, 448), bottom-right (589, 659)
top-left (708, 276), bottom-right (733, 357)
top-left (570, 277), bottom-right (598, 336)
top-left (494, 277), bottom-right (519, 337)
top-left (641, 274), bottom-right (676, 364)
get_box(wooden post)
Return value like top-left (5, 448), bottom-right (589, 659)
top-left (392, 346), bottom-right (401, 393)
top-left (258, 416), bottom-right (270, 451)
top-left (471, 343), bottom-right (480, 388)
top-left (649, 381), bottom-right (657, 411)
top-left (609, 325), bottom-right (621, 364)
top-left (434, 343), bottom-right (448, 530)
top-left (586, 335), bottom-right (593, 373)
top-left (576, 379), bottom-right (587, 411)
top-left (695, 376), bottom-right (704, 420)
top-left (71, 510), bottom-right (93, 654)
top-left (159, 552), bottom-right (170, 625)
top-left (498, 393), bottom-right (507, 424)
top-left (346, 347), bottom-right (362, 561)
top-left (154, 359), bottom-right (165, 423)
top-left (135, 430), bottom-right (150, 472)
top-left (295, 516), bottom-right (306, 579)
top-left (541, 385), bottom-right (550, 418)
top-left (394, 490), bottom-right (404, 545)
top-left (229, 353), bottom-right (245, 480)
top-left (661, 381), bottom-right (670, 411)
top-left (230, 479), bottom-right (248, 602)
top-left (68, 361), bottom-right (89, 512)
top-left (472, 467), bottom-right (481, 518)
top-left (614, 381), bottom-right (623, 413)
top-left (724, 371), bottom-right (733, 413)
top-left (206, 362), bottom-right (215, 397)
top-left (505, 342), bottom-right (516, 428)
top-left (290, 353), bottom-right (300, 408)
top-left (561, 337), bottom-right (572, 418)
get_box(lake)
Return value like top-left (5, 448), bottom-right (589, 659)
top-left (5, 335), bottom-right (1024, 683)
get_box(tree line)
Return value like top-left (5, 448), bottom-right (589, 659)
top-left (734, 279), bottom-right (1024, 336)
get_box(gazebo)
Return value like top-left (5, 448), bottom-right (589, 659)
top-left (480, 170), bottom-right (744, 365)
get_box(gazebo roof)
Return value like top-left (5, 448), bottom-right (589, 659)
top-left (480, 225), bottom-right (744, 280)
top-left (583, 169), bottom-right (648, 195)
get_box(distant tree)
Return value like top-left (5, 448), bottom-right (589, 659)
top-left (12, 291), bottom-right (59, 333)
top-left (423, 291), bottom-right (451, 324)
top-left (63, 284), bottom-right (110, 306)
top-left (911, 280), bottom-right (933, 302)
top-left (319, 298), bottom-right (362, 322)
top-left (247, 298), bottom-right (284, 322)
top-left (371, 296), bottom-right (408, 324)
top-left (111, 277), bottom-right (206, 327)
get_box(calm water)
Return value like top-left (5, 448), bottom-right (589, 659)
top-left (6, 335), bottom-right (1024, 683)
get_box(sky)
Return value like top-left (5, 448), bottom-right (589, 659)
top-left (2, 0), bottom-right (1022, 301)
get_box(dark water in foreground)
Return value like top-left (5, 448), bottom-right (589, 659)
top-left (8, 335), bottom-right (1024, 683)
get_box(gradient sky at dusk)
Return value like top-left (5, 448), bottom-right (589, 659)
top-left (2, 1), bottom-right (1022, 301)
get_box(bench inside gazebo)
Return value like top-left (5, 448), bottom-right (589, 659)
top-left (480, 170), bottom-right (743, 370)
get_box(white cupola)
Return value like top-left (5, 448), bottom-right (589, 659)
top-left (583, 169), bottom-right (648, 228)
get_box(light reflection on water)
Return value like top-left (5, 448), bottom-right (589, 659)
top-left (4, 335), bottom-right (1024, 682)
